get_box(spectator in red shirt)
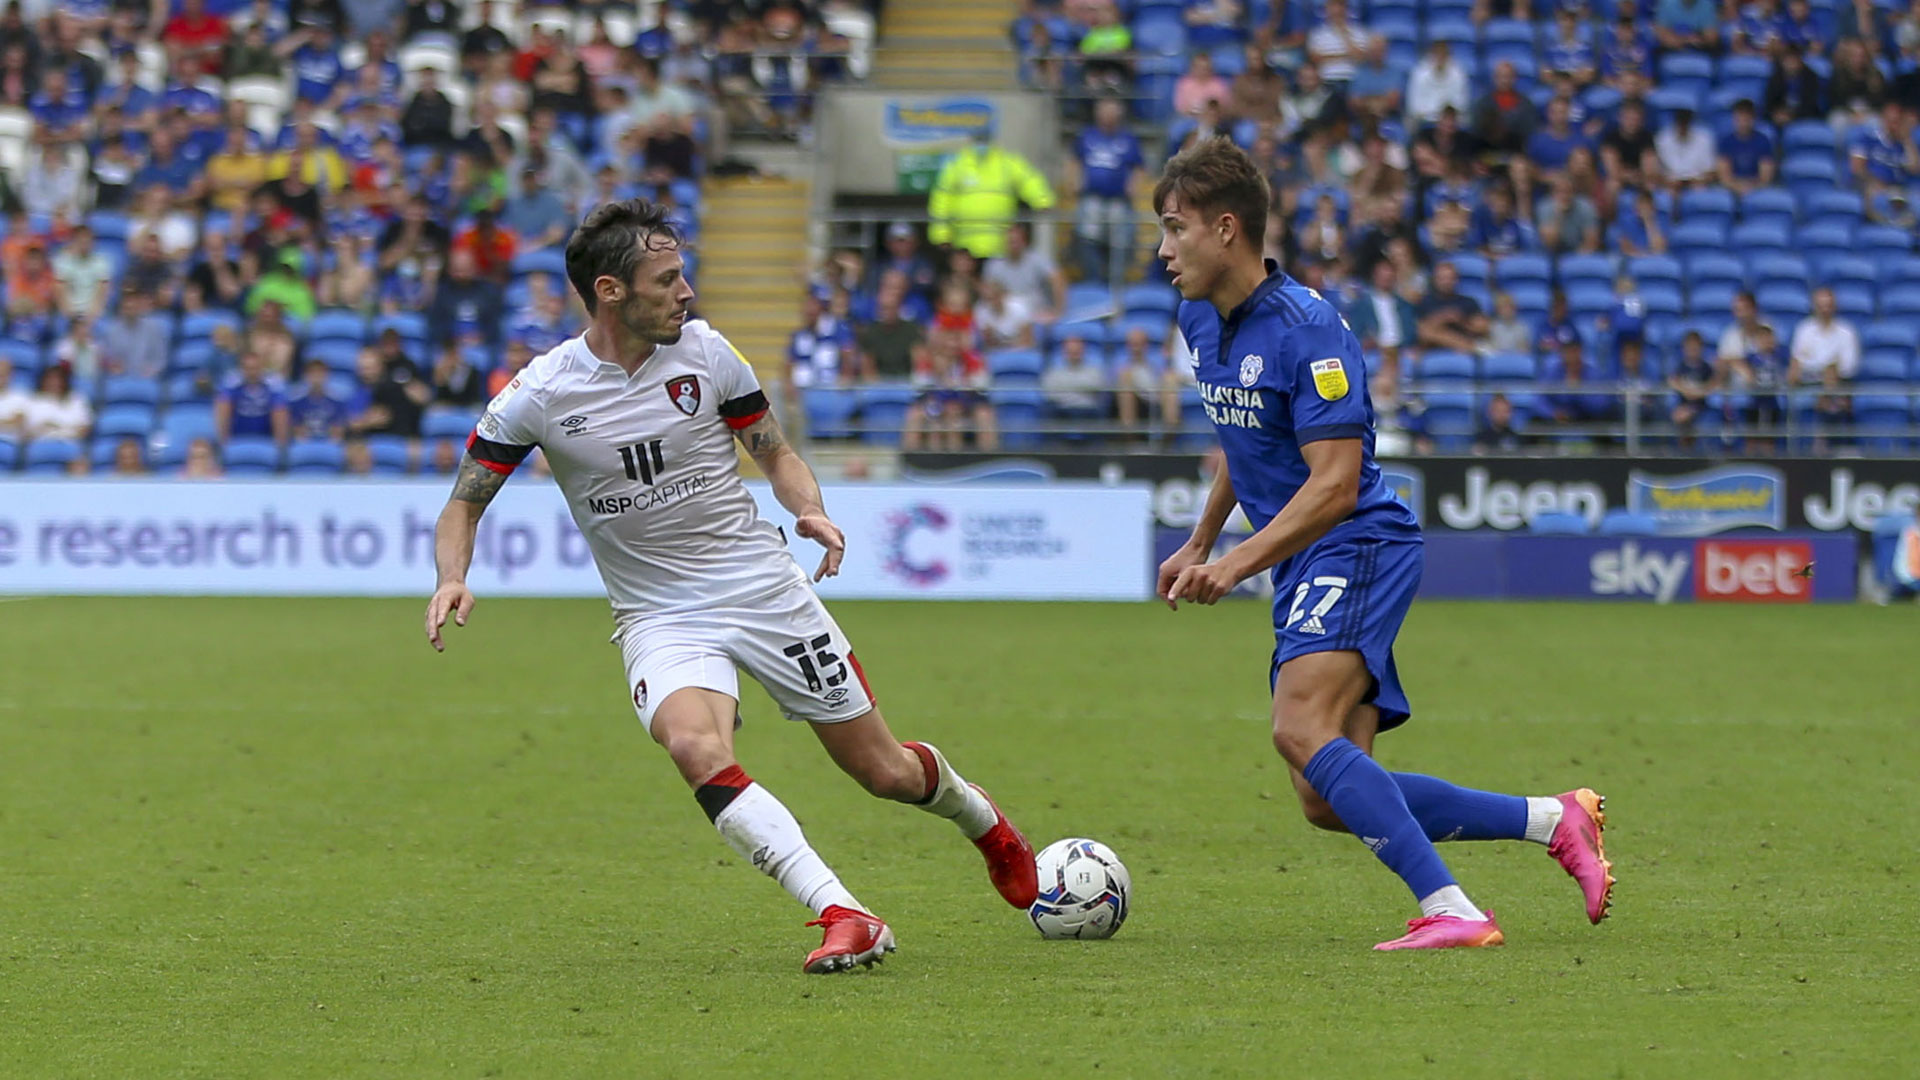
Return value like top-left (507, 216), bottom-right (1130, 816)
top-left (452, 207), bottom-right (517, 284)
top-left (163, 0), bottom-right (230, 74)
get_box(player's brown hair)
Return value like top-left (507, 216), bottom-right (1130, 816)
top-left (564, 198), bottom-right (682, 315)
top-left (1152, 137), bottom-right (1271, 254)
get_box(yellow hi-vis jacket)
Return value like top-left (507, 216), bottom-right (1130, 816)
top-left (926, 146), bottom-right (1057, 259)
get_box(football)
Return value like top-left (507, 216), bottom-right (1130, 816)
top-left (1028, 838), bottom-right (1131, 940)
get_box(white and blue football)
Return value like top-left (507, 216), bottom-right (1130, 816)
top-left (1028, 838), bottom-right (1131, 940)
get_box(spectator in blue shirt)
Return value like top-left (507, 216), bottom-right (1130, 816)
top-left (27, 67), bottom-right (90, 140)
top-left (1469, 183), bottom-right (1539, 256)
top-left (1544, 337), bottom-right (1612, 423)
top-left (288, 357), bottom-right (349, 441)
top-left (281, 23), bottom-right (346, 106)
top-left (216, 350), bottom-right (291, 446)
top-left (1655, 0), bottom-right (1721, 51)
top-left (1717, 99), bottom-right (1778, 193)
top-left (1607, 186), bottom-right (1670, 255)
top-left (1535, 289), bottom-right (1581, 359)
top-left (1599, 274), bottom-right (1647, 361)
top-left (132, 129), bottom-right (205, 200)
top-left (1527, 97), bottom-right (1593, 176)
top-left (1730, 322), bottom-right (1788, 452)
top-left (1776, 0), bottom-right (1824, 56)
top-left (161, 53), bottom-right (224, 119)
top-left (1346, 37), bottom-right (1403, 119)
top-left (1600, 14), bottom-right (1654, 88)
top-left (1849, 100), bottom-right (1920, 196)
top-left (500, 167), bottom-right (576, 251)
top-left (1069, 97), bottom-right (1146, 284)
top-left (1544, 9), bottom-right (1597, 87)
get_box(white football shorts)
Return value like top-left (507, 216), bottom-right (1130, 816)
top-left (613, 582), bottom-right (875, 732)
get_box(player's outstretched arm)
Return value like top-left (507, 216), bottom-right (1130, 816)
top-left (1167, 440), bottom-right (1361, 608)
top-left (737, 411), bottom-right (844, 582)
top-left (1159, 456), bottom-right (1238, 608)
top-left (425, 455), bottom-right (509, 651)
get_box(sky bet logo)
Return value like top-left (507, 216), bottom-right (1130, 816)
top-left (1588, 540), bottom-right (1814, 603)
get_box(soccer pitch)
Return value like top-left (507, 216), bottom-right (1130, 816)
top-left (2, 597), bottom-right (1912, 1078)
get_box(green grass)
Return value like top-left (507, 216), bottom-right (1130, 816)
top-left (1, 598), bottom-right (1915, 1078)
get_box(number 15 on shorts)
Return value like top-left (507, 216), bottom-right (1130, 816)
top-left (782, 633), bottom-right (847, 693)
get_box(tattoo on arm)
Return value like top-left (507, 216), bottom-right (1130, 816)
top-left (450, 455), bottom-right (511, 505)
top-left (740, 412), bottom-right (788, 459)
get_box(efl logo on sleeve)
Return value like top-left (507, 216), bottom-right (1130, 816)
top-left (1692, 540), bottom-right (1814, 603)
top-left (1309, 358), bottom-right (1349, 400)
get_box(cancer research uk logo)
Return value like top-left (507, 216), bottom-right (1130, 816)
top-left (879, 501), bottom-right (1071, 588)
top-left (881, 504), bottom-right (952, 586)
top-left (1627, 465), bottom-right (1785, 536)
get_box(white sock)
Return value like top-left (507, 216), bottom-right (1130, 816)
top-left (907, 742), bottom-right (999, 839)
top-left (712, 783), bottom-right (862, 916)
top-left (1524, 796), bottom-right (1564, 845)
top-left (1418, 884), bottom-right (1489, 922)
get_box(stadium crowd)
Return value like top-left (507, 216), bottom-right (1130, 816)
top-left (790, 0), bottom-right (1920, 453)
top-left (0, 0), bottom-right (872, 475)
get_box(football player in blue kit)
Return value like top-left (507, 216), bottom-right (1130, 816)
top-left (1152, 138), bottom-right (1616, 950)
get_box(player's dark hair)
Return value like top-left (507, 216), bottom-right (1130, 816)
top-left (1153, 136), bottom-right (1270, 254)
top-left (564, 198), bottom-right (682, 315)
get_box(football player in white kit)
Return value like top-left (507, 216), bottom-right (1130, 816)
top-left (423, 200), bottom-right (1038, 973)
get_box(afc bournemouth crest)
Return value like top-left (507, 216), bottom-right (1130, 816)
top-left (633, 680), bottom-right (648, 712)
top-left (665, 376), bottom-right (701, 416)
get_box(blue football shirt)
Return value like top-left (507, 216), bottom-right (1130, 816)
top-left (1176, 262), bottom-right (1420, 568)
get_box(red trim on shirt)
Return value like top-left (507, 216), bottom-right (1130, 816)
top-left (724, 408), bottom-right (767, 430)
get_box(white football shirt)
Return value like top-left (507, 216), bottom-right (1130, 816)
top-left (470, 320), bottom-right (808, 616)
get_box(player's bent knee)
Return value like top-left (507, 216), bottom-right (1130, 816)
top-left (1271, 722), bottom-right (1334, 771)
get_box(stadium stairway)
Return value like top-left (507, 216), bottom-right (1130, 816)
top-left (870, 0), bottom-right (1020, 88)
top-left (697, 174), bottom-right (811, 372)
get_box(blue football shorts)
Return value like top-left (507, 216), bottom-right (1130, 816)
top-left (1267, 538), bottom-right (1423, 731)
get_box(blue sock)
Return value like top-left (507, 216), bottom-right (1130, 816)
top-left (1392, 773), bottom-right (1529, 843)
top-left (1301, 738), bottom-right (1456, 901)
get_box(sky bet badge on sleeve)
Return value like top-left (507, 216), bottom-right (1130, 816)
top-left (1310, 358), bottom-right (1349, 400)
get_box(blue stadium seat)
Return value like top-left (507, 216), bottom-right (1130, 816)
top-left (1114, 313), bottom-right (1169, 346)
top-left (1823, 255), bottom-right (1879, 288)
top-left (1852, 394), bottom-right (1914, 452)
top-left (1797, 223), bottom-right (1855, 267)
top-left (1495, 253), bottom-right (1552, 286)
top-left (1528, 511), bottom-right (1592, 535)
top-left (0, 439), bottom-right (15, 470)
top-left (160, 403), bottom-right (217, 446)
top-left (94, 404), bottom-right (155, 440)
top-left (1688, 253), bottom-right (1748, 289)
top-left (1598, 509), bottom-right (1662, 536)
top-left (88, 437), bottom-right (134, 470)
top-left (1881, 287), bottom-right (1920, 317)
top-left (1645, 86), bottom-right (1701, 121)
top-left (23, 438), bottom-right (81, 474)
top-left (1677, 187), bottom-right (1736, 229)
top-left (801, 388), bottom-right (856, 440)
top-left (1718, 54), bottom-right (1774, 85)
top-left (1426, 19), bottom-right (1475, 47)
top-left (99, 375), bottom-right (161, 407)
top-left (1567, 283), bottom-right (1615, 317)
top-left (0, 339), bottom-right (44, 377)
top-left (1804, 189), bottom-right (1864, 224)
top-left (284, 439), bottom-right (344, 474)
top-left (1207, 44), bottom-right (1246, 77)
top-left (168, 340), bottom-right (217, 376)
top-left (1833, 285), bottom-right (1875, 320)
top-left (1856, 225), bottom-right (1914, 258)
top-left (1121, 282), bottom-right (1179, 317)
top-left (853, 386), bottom-right (912, 445)
top-left (222, 437), bottom-right (281, 475)
top-left (1689, 281), bottom-right (1738, 315)
top-left (987, 348), bottom-right (1044, 381)
top-left (365, 435), bottom-right (414, 473)
top-left (1668, 220), bottom-right (1728, 258)
top-left (1417, 351), bottom-right (1475, 381)
top-left (1881, 255), bottom-right (1920, 288)
top-left (179, 310), bottom-right (242, 344)
top-left (1640, 284), bottom-right (1685, 317)
top-left (421, 408), bottom-right (478, 440)
top-left (1627, 255), bottom-right (1683, 288)
top-left (1781, 120), bottom-right (1837, 157)
top-left (1863, 322), bottom-right (1920, 351)
top-left (1483, 17), bottom-right (1535, 44)
top-left (1858, 349), bottom-right (1913, 382)
top-left (1557, 253), bottom-right (1616, 290)
top-left (1421, 391), bottom-right (1476, 451)
top-left (1506, 282), bottom-right (1551, 319)
top-left (165, 372), bottom-right (209, 405)
top-left (1781, 154), bottom-right (1840, 198)
top-left (1757, 285), bottom-right (1811, 321)
top-left (510, 249), bottom-right (568, 279)
top-left (371, 312), bottom-right (427, 343)
top-left (1751, 253), bottom-right (1811, 292)
top-left (1131, 11), bottom-right (1186, 55)
top-left (1050, 319), bottom-right (1111, 351)
top-left (1061, 282), bottom-right (1114, 322)
top-left (1480, 352), bottom-right (1536, 381)
top-left (994, 388), bottom-right (1048, 449)
top-left (307, 340), bottom-right (362, 373)
top-left (1446, 254), bottom-right (1490, 288)
top-left (1731, 220), bottom-right (1793, 254)
top-left (86, 210), bottom-right (130, 240)
top-left (1738, 188), bottom-right (1797, 230)
top-left (306, 309), bottom-right (368, 343)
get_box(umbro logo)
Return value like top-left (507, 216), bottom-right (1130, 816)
top-left (560, 415), bottom-right (590, 435)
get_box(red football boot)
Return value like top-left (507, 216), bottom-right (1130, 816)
top-left (969, 783), bottom-right (1039, 909)
top-left (803, 906), bottom-right (895, 974)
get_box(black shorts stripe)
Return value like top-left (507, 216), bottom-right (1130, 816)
top-left (718, 389), bottom-right (770, 420)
